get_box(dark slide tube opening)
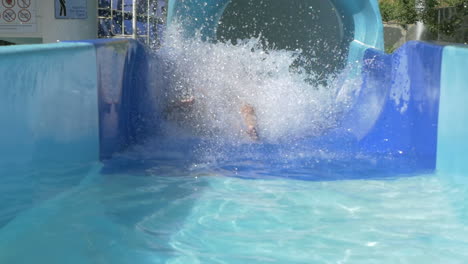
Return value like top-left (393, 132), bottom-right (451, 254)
top-left (216, 0), bottom-right (353, 84)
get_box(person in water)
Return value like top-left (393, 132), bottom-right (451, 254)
top-left (240, 104), bottom-right (259, 141)
top-left (164, 97), bottom-right (259, 141)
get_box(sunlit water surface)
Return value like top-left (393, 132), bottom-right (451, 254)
top-left (1, 145), bottom-right (468, 264)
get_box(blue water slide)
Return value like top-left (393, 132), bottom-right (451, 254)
top-left (164, 0), bottom-right (468, 176)
top-left (1, 1), bottom-right (468, 179)
top-left (167, 0), bottom-right (384, 77)
top-left (437, 45), bottom-right (468, 175)
top-left (0, 39), bottom-right (151, 167)
top-left (344, 41), bottom-right (444, 172)
top-left (0, 43), bottom-right (99, 167)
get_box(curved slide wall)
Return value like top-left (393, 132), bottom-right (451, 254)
top-left (437, 45), bottom-right (468, 175)
top-left (167, 0), bottom-right (383, 50)
top-left (0, 39), bottom-right (151, 168)
top-left (0, 14), bottom-right (467, 179)
top-left (164, 0), bottom-right (467, 175)
top-left (0, 43), bottom-right (99, 167)
top-left (1, 39), bottom-right (467, 177)
top-left (167, 0), bottom-right (384, 78)
top-left (344, 41), bottom-right (443, 172)
top-left (338, 42), bottom-right (468, 175)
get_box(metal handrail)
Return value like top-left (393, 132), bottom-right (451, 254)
top-left (98, 0), bottom-right (166, 45)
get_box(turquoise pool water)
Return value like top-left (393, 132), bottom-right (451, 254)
top-left (2, 142), bottom-right (468, 264)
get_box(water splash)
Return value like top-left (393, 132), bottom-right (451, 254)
top-left (415, 21), bottom-right (426, 41)
top-left (415, 0), bottom-right (426, 41)
top-left (150, 22), bottom-right (361, 145)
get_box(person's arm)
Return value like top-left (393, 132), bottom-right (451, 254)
top-left (241, 104), bottom-right (259, 141)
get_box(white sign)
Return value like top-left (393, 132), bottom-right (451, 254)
top-left (0, 0), bottom-right (37, 33)
top-left (55, 0), bottom-right (87, 19)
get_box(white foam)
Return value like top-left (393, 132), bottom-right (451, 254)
top-left (151, 23), bottom-right (361, 143)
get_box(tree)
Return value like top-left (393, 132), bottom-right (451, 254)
top-left (379, 0), bottom-right (467, 36)
top-left (422, 0), bottom-right (467, 36)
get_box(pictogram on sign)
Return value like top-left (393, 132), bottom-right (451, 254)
top-left (0, 0), bottom-right (37, 33)
top-left (18, 9), bottom-right (31, 22)
top-left (17, 0), bottom-right (30, 9)
top-left (2, 9), bottom-right (16, 22)
top-left (2, 0), bottom-right (15, 9)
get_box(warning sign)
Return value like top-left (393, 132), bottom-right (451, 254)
top-left (0, 0), bottom-right (36, 33)
top-left (2, 9), bottom-right (15, 22)
top-left (17, 0), bottom-right (30, 9)
top-left (18, 8), bottom-right (30, 22)
top-left (55, 0), bottom-right (87, 19)
top-left (2, 0), bottom-right (15, 9)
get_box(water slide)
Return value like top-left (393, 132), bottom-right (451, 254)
top-left (167, 0), bottom-right (384, 80)
top-left (0, 0), bottom-right (467, 179)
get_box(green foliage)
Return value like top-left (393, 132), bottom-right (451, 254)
top-left (395, 0), bottom-right (419, 25)
top-left (424, 0), bottom-right (468, 36)
top-left (385, 45), bottom-right (398, 53)
top-left (379, 0), bottom-right (418, 24)
top-left (440, 0), bottom-right (467, 6)
top-left (379, 0), bottom-right (467, 36)
top-left (380, 1), bottom-right (398, 21)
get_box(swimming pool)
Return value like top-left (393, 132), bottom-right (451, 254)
top-left (2, 0), bottom-right (468, 263)
top-left (1, 144), bottom-right (468, 263)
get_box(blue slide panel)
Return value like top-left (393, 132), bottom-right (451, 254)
top-left (68, 39), bottom-right (153, 160)
top-left (351, 41), bottom-right (443, 171)
top-left (0, 43), bottom-right (99, 167)
top-left (437, 45), bottom-right (468, 175)
top-left (0, 39), bottom-right (154, 232)
top-left (0, 39), bottom-right (153, 165)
